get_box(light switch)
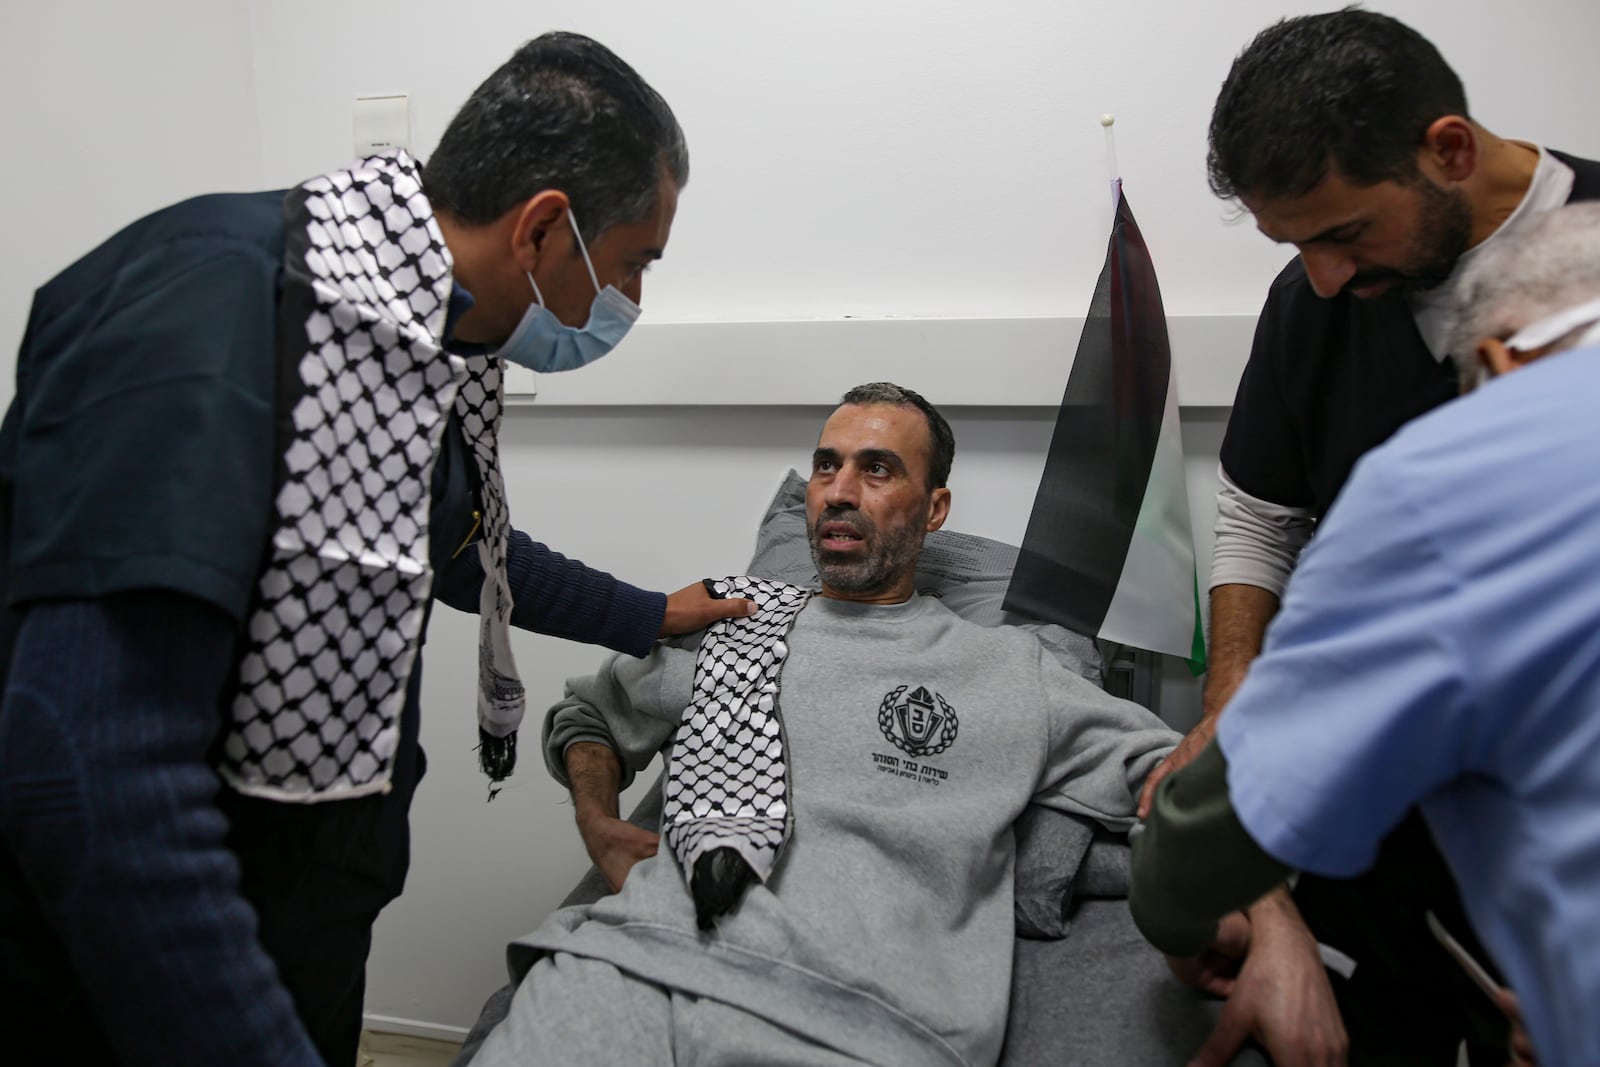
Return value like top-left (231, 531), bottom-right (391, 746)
top-left (354, 94), bottom-right (411, 156)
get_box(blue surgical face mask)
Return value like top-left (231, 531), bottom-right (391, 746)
top-left (495, 208), bottom-right (642, 373)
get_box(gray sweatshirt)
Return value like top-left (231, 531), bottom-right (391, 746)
top-left (522, 593), bottom-right (1177, 1067)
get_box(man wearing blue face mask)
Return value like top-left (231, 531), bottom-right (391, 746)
top-left (495, 207), bottom-right (642, 373)
top-left (0, 31), bottom-right (751, 1067)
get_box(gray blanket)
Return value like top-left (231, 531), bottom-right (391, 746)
top-left (451, 781), bottom-right (1267, 1066)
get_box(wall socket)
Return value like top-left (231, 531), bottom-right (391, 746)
top-left (354, 94), bottom-right (410, 156)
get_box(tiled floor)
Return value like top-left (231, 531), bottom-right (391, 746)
top-left (357, 1030), bottom-right (462, 1067)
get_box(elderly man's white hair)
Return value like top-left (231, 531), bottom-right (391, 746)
top-left (1449, 201), bottom-right (1600, 383)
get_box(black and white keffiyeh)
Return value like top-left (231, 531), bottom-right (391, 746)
top-left (219, 149), bottom-right (524, 802)
top-left (664, 576), bottom-right (812, 926)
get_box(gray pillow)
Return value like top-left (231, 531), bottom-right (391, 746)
top-left (1013, 804), bottom-right (1094, 941)
top-left (745, 470), bottom-right (1119, 939)
top-left (1012, 806), bottom-right (1135, 940)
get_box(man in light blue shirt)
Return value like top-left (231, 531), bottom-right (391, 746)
top-left (1131, 201), bottom-right (1600, 1066)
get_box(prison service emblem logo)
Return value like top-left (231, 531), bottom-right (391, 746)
top-left (877, 684), bottom-right (959, 757)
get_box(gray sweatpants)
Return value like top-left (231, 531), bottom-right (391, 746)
top-left (472, 952), bottom-right (875, 1066)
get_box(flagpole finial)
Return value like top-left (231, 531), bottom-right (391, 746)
top-left (1101, 115), bottom-right (1121, 196)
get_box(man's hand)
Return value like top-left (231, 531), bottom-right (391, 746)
top-left (1495, 990), bottom-right (1536, 1067)
top-left (1187, 891), bottom-right (1348, 1067)
top-left (1138, 716), bottom-right (1217, 818)
top-left (577, 812), bottom-right (661, 894)
top-left (660, 581), bottom-right (756, 637)
top-left (1167, 910), bottom-right (1252, 997)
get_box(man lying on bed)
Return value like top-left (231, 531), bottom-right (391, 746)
top-left (472, 382), bottom-right (1332, 1067)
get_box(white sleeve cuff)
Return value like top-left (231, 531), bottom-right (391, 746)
top-left (1208, 464), bottom-right (1316, 596)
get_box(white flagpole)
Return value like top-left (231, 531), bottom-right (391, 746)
top-left (1101, 113), bottom-right (1122, 208)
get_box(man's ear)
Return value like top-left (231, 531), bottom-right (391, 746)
top-left (1421, 116), bottom-right (1478, 184)
top-left (510, 190), bottom-right (571, 272)
top-left (1478, 336), bottom-right (1541, 378)
top-left (926, 488), bottom-right (952, 533)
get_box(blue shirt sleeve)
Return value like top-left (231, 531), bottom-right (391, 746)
top-left (1216, 453), bottom-right (1475, 878)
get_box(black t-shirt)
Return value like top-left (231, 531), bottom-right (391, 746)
top-left (1220, 149), bottom-right (1600, 519)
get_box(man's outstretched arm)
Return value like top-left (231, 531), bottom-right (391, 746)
top-left (435, 531), bottom-right (753, 656)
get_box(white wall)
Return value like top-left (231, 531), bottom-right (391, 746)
top-left (236, 0), bottom-right (1600, 327)
top-left (6, 0), bottom-right (1600, 1038)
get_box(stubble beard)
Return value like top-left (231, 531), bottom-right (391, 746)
top-left (1346, 180), bottom-right (1474, 296)
top-left (808, 508), bottom-right (925, 597)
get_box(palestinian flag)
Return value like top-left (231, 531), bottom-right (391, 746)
top-left (1004, 182), bottom-right (1205, 673)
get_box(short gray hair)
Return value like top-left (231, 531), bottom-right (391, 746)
top-left (1449, 202), bottom-right (1600, 382)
